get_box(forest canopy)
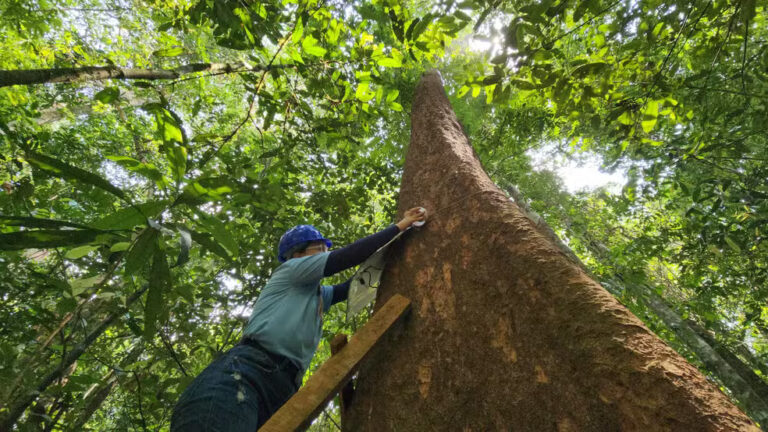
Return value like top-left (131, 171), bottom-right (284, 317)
top-left (1, 0), bottom-right (766, 429)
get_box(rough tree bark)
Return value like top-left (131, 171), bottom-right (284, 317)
top-left (508, 182), bottom-right (768, 422)
top-left (511, 180), bottom-right (768, 423)
top-left (344, 71), bottom-right (759, 431)
top-left (635, 286), bottom-right (768, 424)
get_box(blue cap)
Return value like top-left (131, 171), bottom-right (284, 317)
top-left (277, 225), bottom-right (332, 262)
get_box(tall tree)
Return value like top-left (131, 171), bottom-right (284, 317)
top-left (345, 71), bottom-right (758, 431)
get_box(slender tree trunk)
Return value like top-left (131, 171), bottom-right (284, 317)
top-left (704, 319), bottom-right (768, 379)
top-left (0, 63), bottom-right (292, 87)
top-left (64, 344), bottom-right (144, 431)
top-left (684, 319), bottom-right (768, 402)
top-left (1, 286), bottom-right (148, 430)
top-left (3, 310), bottom-right (75, 404)
top-left (344, 71), bottom-right (759, 431)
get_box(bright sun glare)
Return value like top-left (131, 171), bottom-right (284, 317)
top-left (462, 31), bottom-right (627, 194)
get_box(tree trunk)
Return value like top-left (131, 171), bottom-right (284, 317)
top-left (344, 71), bottom-right (759, 431)
top-left (684, 318), bottom-right (768, 402)
top-left (568, 218), bottom-right (768, 423)
top-left (627, 282), bottom-right (768, 425)
top-left (513, 177), bottom-right (768, 424)
top-left (701, 320), bottom-right (768, 384)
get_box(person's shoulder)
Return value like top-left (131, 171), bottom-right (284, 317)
top-left (277, 252), bottom-right (330, 276)
top-left (283, 252), bottom-right (330, 267)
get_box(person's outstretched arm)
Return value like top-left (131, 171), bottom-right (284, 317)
top-left (323, 207), bottom-right (427, 277)
top-left (330, 279), bottom-right (351, 305)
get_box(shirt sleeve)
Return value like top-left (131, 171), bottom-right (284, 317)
top-left (324, 224), bottom-right (401, 276)
top-left (320, 285), bottom-right (334, 313)
top-left (330, 279), bottom-right (351, 305)
top-left (287, 252), bottom-right (331, 285)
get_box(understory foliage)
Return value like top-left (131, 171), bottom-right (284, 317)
top-left (0, 0), bottom-right (766, 429)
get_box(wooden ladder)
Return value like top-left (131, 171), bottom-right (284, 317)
top-left (259, 294), bottom-right (411, 431)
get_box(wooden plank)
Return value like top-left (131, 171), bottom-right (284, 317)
top-left (259, 294), bottom-right (411, 432)
top-left (329, 334), bottom-right (354, 416)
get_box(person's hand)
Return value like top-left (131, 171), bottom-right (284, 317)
top-left (396, 207), bottom-right (428, 231)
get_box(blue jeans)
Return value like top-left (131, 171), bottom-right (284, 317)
top-left (171, 344), bottom-right (300, 431)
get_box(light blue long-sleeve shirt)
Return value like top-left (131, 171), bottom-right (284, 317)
top-left (243, 252), bottom-right (334, 378)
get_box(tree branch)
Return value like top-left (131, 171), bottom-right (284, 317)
top-left (159, 330), bottom-right (188, 376)
top-left (1, 285), bottom-right (149, 430)
top-left (0, 63), bottom-right (294, 88)
top-left (133, 371), bottom-right (148, 432)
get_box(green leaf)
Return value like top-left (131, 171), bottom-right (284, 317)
top-left (724, 236), bottom-right (741, 253)
top-left (405, 18), bottom-right (420, 41)
top-left (570, 61), bottom-right (609, 78)
top-left (482, 74), bottom-right (501, 85)
top-left (258, 148), bottom-right (281, 159)
top-left (454, 10), bottom-right (471, 22)
top-left (642, 100), bottom-right (661, 117)
top-left (90, 201), bottom-right (168, 230)
top-left (617, 111), bottom-right (634, 125)
top-left (144, 250), bottom-right (170, 339)
top-left (110, 242), bottom-right (131, 252)
top-left (292, 16), bottom-right (304, 44)
top-left (640, 100), bottom-right (661, 132)
top-left (70, 274), bottom-right (107, 296)
top-left (153, 47), bottom-right (184, 57)
top-left (301, 35), bottom-right (327, 57)
top-left (164, 122), bottom-right (183, 144)
top-left (176, 177), bottom-right (236, 205)
top-left (166, 145), bottom-right (188, 182)
top-left (288, 47), bottom-right (304, 64)
top-left (193, 210), bottom-right (238, 258)
top-left (124, 228), bottom-right (159, 275)
top-left (0, 229), bottom-right (104, 251)
top-left (189, 230), bottom-right (231, 260)
top-left (173, 227), bottom-right (192, 267)
top-left (389, 10), bottom-right (404, 42)
top-left (641, 116), bottom-right (657, 133)
top-left (25, 151), bottom-right (128, 202)
top-left (411, 15), bottom-right (431, 41)
top-left (355, 82), bottom-right (375, 103)
top-left (509, 78), bottom-right (536, 90)
top-left (377, 56), bottom-right (402, 68)
top-left (94, 87), bottom-right (120, 104)
top-left (64, 245), bottom-right (99, 259)
top-left (106, 155), bottom-right (165, 184)
top-left (176, 283), bottom-right (195, 304)
top-left (142, 103), bottom-right (185, 144)
top-left (573, 0), bottom-right (589, 22)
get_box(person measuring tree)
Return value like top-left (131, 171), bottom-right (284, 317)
top-left (170, 207), bottom-right (427, 431)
